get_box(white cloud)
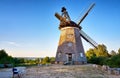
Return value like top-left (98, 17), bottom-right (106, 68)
top-left (5, 41), bottom-right (20, 47)
top-left (8, 42), bottom-right (19, 46)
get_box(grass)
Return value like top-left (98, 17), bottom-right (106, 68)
top-left (1, 64), bottom-right (120, 78)
top-left (25, 64), bottom-right (115, 78)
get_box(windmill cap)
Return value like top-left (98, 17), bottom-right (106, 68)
top-left (59, 21), bottom-right (82, 30)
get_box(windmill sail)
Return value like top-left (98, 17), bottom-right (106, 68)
top-left (55, 13), bottom-right (67, 22)
top-left (78, 3), bottom-right (95, 25)
top-left (80, 30), bottom-right (98, 48)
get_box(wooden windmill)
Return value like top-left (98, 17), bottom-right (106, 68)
top-left (55, 3), bottom-right (98, 65)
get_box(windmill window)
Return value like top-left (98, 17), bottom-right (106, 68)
top-left (67, 42), bottom-right (73, 47)
top-left (58, 52), bottom-right (62, 57)
top-left (80, 53), bottom-right (83, 57)
top-left (67, 34), bottom-right (73, 38)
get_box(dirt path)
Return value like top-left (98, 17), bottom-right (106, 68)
top-left (0, 64), bottom-right (120, 78)
top-left (25, 64), bottom-right (120, 78)
top-left (0, 68), bottom-right (12, 78)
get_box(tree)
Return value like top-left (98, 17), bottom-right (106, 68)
top-left (86, 45), bottom-right (120, 67)
top-left (118, 48), bottom-right (120, 55)
top-left (0, 49), bottom-right (8, 59)
top-left (19, 58), bottom-right (25, 63)
top-left (35, 58), bottom-right (40, 64)
top-left (0, 49), bottom-right (14, 64)
top-left (94, 44), bottom-right (109, 57)
top-left (105, 55), bottom-right (120, 67)
top-left (42, 56), bottom-right (50, 64)
top-left (110, 50), bottom-right (116, 56)
top-left (89, 56), bottom-right (106, 65)
top-left (86, 48), bottom-right (96, 59)
top-left (13, 58), bottom-right (20, 64)
top-left (86, 44), bottom-right (110, 65)
top-left (49, 57), bottom-right (55, 64)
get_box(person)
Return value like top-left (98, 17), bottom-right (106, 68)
top-left (12, 67), bottom-right (20, 78)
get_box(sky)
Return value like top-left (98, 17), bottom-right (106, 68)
top-left (0, 0), bottom-right (120, 57)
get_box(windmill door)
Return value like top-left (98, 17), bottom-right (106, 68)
top-left (66, 53), bottom-right (72, 64)
top-left (68, 54), bottom-right (72, 61)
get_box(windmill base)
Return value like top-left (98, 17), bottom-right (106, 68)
top-left (55, 27), bottom-right (87, 65)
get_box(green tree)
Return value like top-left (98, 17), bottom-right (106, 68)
top-left (0, 57), bottom-right (8, 63)
top-left (13, 58), bottom-right (20, 64)
top-left (0, 50), bottom-right (14, 64)
top-left (44, 57), bottom-right (50, 62)
top-left (50, 57), bottom-right (55, 64)
top-left (88, 56), bottom-right (106, 65)
top-left (0, 49), bottom-right (8, 59)
top-left (94, 44), bottom-right (109, 57)
top-left (19, 58), bottom-right (25, 63)
top-left (86, 44), bottom-right (110, 65)
top-left (110, 50), bottom-right (116, 56)
top-left (86, 45), bottom-right (120, 67)
top-left (42, 56), bottom-right (50, 64)
top-left (86, 48), bottom-right (96, 59)
top-left (118, 48), bottom-right (120, 55)
top-left (35, 58), bottom-right (40, 64)
top-left (105, 55), bottom-right (120, 67)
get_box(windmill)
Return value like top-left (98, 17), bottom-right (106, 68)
top-left (55, 3), bottom-right (98, 65)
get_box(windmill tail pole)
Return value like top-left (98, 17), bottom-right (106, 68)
top-left (78, 3), bottom-right (95, 25)
top-left (55, 13), bottom-right (66, 22)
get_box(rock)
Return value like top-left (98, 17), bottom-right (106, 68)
top-left (102, 65), bottom-right (109, 71)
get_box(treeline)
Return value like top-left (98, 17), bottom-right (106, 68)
top-left (86, 44), bottom-right (120, 68)
top-left (0, 49), bottom-right (55, 67)
top-left (1, 44), bottom-right (120, 68)
top-left (14, 56), bottom-right (55, 66)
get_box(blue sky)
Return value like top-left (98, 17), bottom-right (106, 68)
top-left (0, 0), bottom-right (120, 57)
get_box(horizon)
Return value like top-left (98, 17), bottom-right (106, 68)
top-left (0, 0), bottom-right (120, 57)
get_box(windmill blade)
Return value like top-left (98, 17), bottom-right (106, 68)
top-left (80, 30), bottom-right (98, 48)
top-left (78, 3), bottom-right (95, 25)
top-left (55, 13), bottom-right (67, 22)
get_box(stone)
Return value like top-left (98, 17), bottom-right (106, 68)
top-left (102, 65), bottom-right (109, 71)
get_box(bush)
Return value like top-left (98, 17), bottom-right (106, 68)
top-left (105, 55), bottom-right (120, 68)
top-left (87, 56), bottom-right (107, 65)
